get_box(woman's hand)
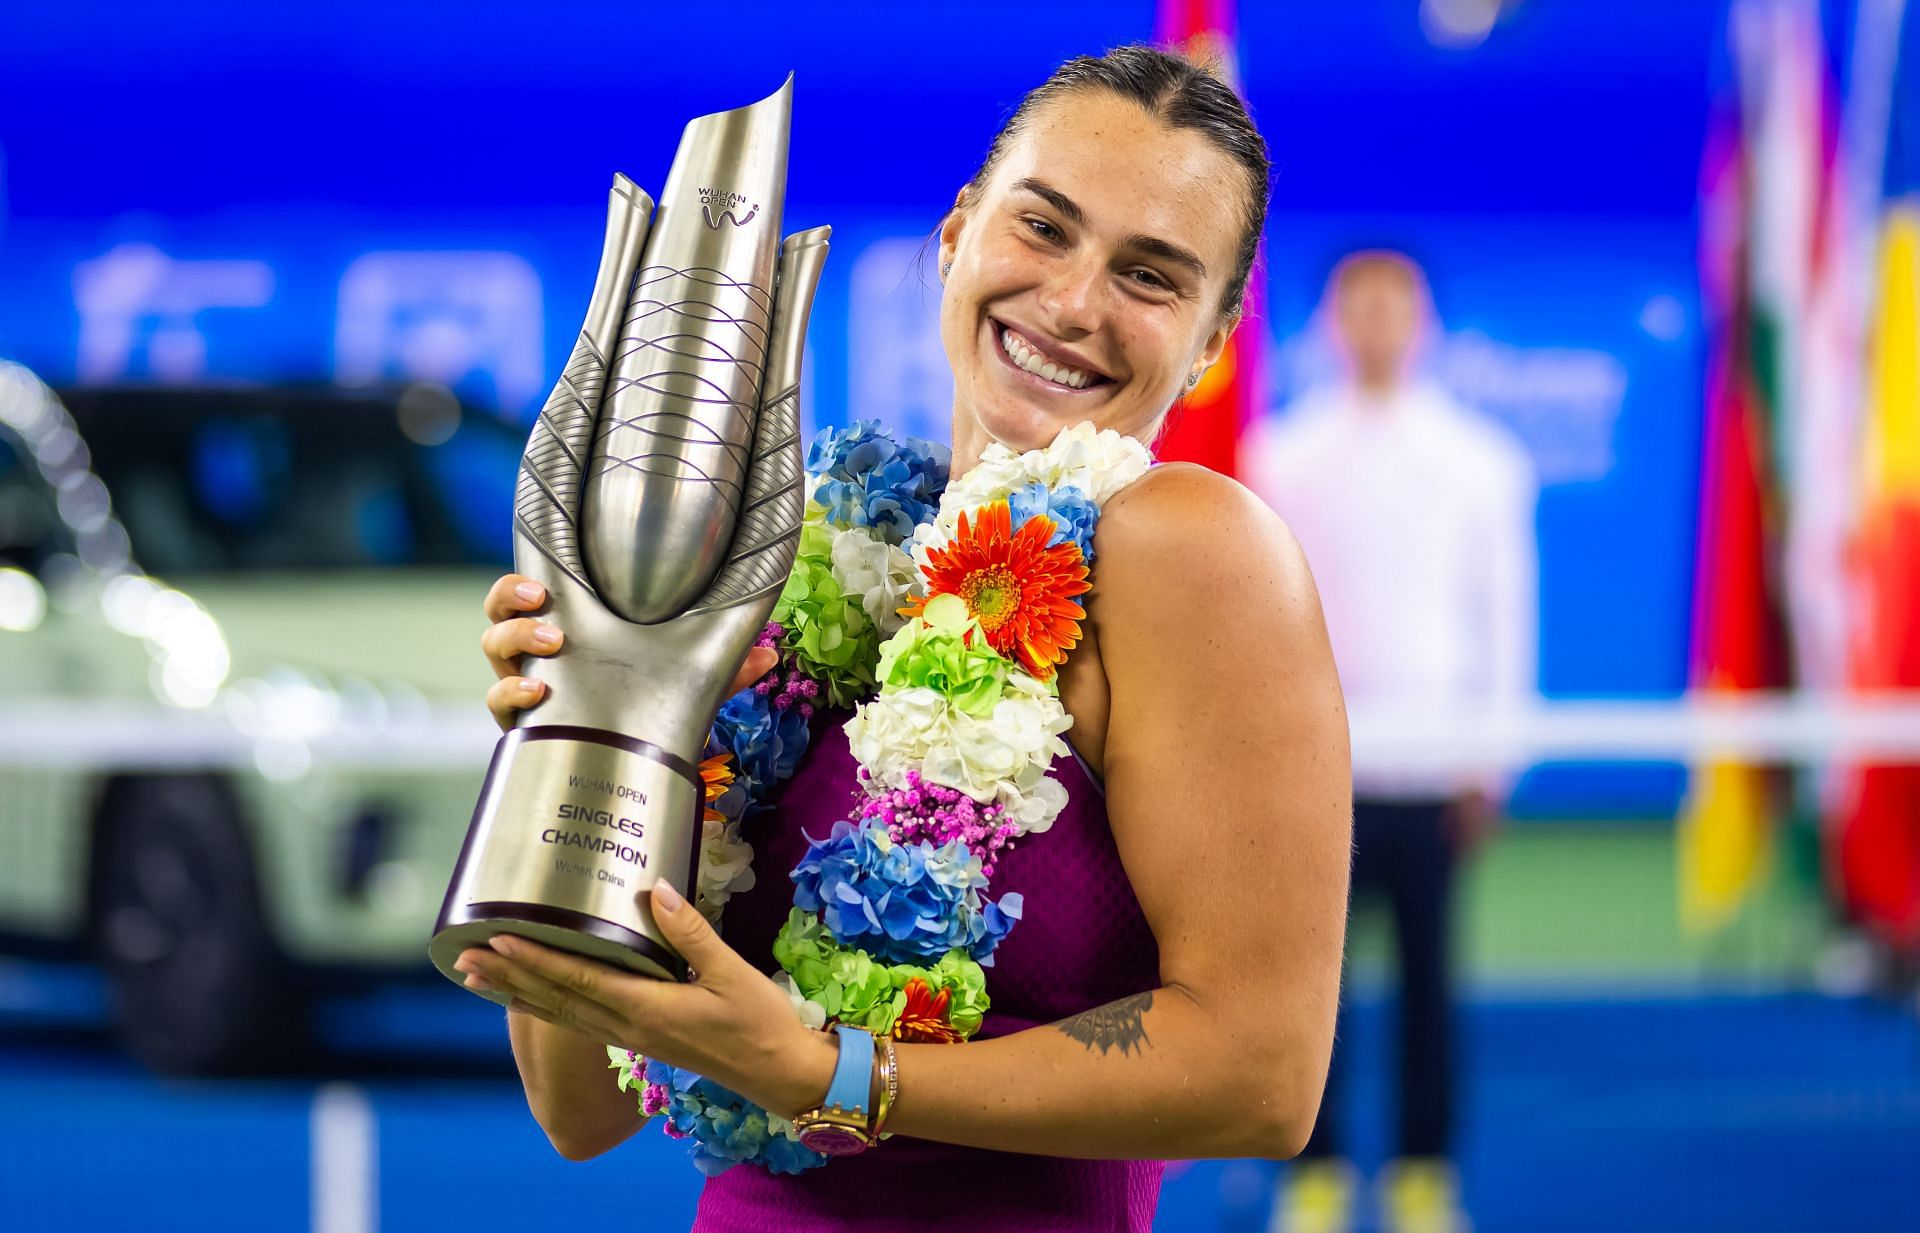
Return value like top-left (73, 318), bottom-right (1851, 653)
top-left (481, 574), bottom-right (562, 731)
top-left (451, 883), bottom-right (837, 1119)
top-left (479, 573), bottom-right (780, 732)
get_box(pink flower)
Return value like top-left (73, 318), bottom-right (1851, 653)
top-left (852, 770), bottom-right (1021, 877)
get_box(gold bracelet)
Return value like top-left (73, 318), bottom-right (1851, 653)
top-left (869, 1034), bottom-right (898, 1139)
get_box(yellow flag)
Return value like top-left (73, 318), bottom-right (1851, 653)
top-left (1677, 760), bottom-right (1775, 933)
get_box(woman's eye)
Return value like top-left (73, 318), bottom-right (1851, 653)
top-left (1128, 269), bottom-right (1171, 291)
top-left (1025, 218), bottom-right (1061, 242)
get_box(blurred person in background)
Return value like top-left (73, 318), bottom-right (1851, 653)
top-left (1243, 251), bottom-right (1538, 1233)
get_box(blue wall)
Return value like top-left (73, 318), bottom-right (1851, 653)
top-left (0, 1), bottom-right (1723, 814)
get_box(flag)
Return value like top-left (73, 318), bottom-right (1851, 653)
top-left (1151, 0), bottom-right (1262, 478)
top-left (1833, 0), bottom-right (1920, 950)
top-left (1677, 0), bottom-right (1831, 933)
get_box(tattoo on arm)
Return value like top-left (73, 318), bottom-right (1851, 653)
top-left (1055, 991), bottom-right (1154, 1056)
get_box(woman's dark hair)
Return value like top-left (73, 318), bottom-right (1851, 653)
top-left (954, 43), bottom-right (1272, 320)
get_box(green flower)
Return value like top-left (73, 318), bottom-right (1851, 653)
top-left (773, 909), bottom-right (989, 1038)
top-left (772, 522), bottom-right (881, 707)
top-left (919, 948), bottom-right (990, 1036)
top-left (606, 1045), bottom-right (644, 1092)
top-left (875, 593), bottom-right (1011, 716)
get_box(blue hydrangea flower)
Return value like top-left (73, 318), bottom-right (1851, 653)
top-left (712, 688), bottom-right (811, 799)
top-left (790, 818), bottom-right (1023, 966)
top-left (707, 775), bottom-right (749, 824)
top-left (643, 1059), bottom-right (826, 1177)
top-left (754, 1131), bottom-right (828, 1176)
top-left (1005, 481), bottom-right (1101, 564)
top-left (805, 420), bottom-right (950, 546)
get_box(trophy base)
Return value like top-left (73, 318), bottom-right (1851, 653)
top-left (430, 899), bottom-right (687, 1004)
top-left (430, 723), bottom-right (706, 1004)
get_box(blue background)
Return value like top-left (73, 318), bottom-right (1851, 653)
top-left (0, 1), bottom-right (1724, 814)
top-left (7, 8), bottom-right (1919, 1233)
top-left (3, 967), bottom-right (1914, 1233)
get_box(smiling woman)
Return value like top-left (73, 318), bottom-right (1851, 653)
top-left (937, 50), bottom-right (1271, 472)
top-left (463, 44), bottom-right (1352, 1233)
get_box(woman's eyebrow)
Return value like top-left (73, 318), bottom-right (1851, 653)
top-left (1125, 234), bottom-right (1207, 280)
top-left (1012, 177), bottom-right (1085, 225)
top-left (1011, 176), bottom-right (1208, 280)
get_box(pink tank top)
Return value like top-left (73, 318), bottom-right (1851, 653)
top-left (694, 709), bottom-right (1166, 1232)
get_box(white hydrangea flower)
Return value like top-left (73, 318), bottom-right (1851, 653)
top-left (825, 524), bottom-right (918, 637)
top-left (694, 818), bottom-right (755, 922)
top-left (1000, 774), bottom-right (1070, 835)
top-left (937, 421), bottom-right (1153, 535)
top-left (1041, 421), bottom-right (1154, 503)
top-left (941, 441), bottom-right (1030, 510)
top-left (907, 517), bottom-right (950, 577)
top-left (846, 675), bottom-right (1071, 810)
top-left (774, 970), bottom-right (828, 1030)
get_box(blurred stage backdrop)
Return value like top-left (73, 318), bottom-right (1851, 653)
top-left (2, 2), bottom-right (1918, 1232)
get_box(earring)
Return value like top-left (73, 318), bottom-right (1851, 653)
top-left (941, 261), bottom-right (953, 279)
top-left (1186, 371), bottom-right (1201, 390)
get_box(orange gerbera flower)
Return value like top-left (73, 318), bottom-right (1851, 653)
top-left (893, 978), bottom-right (965, 1044)
top-left (906, 501), bottom-right (1090, 680)
top-left (699, 752), bottom-right (735, 823)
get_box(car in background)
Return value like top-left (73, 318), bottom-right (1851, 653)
top-left (0, 362), bottom-right (521, 1072)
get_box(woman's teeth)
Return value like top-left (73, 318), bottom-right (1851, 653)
top-left (1002, 327), bottom-right (1096, 390)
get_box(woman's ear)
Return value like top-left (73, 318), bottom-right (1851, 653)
top-left (937, 185), bottom-right (971, 271)
top-left (1199, 310), bottom-right (1239, 369)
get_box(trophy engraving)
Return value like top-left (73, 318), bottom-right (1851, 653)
top-left (430, 76), bottom-right (829, 995)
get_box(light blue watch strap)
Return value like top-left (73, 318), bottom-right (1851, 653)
top-left (824, 1025), bottom-right (874, 1118)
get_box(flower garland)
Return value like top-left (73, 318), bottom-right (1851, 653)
top-left (610, 420), bottom-right (1151, 1176)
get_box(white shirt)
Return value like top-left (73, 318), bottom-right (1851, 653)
top-left (1242, 381), bottom-right (1539, 800)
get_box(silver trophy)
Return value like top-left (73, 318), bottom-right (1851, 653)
top-left (430, 77), bottom-right (828, 995)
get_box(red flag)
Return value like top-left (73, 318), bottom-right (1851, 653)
top-left (1826, 2), bottom-right (1920, 953)
top-left (1833, 210), bottom-right (1920, 951)
top-left (1677, 2), bottom-right (1804, 934)
top-left (1152, 0), bottom-right (1262, 479)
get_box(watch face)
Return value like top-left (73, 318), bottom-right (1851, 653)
top-left (797, 1126), bottom-right (869, 1156)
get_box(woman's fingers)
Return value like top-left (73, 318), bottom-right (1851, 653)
top-left (648, 881), bottom-right (750, 984)
top-left (729, 646), bottom-right (780, 696)
top-left (480, 616), bottom-right (564, 679)
top-left (457, 945), bottom-right (604, 1028)
top-left (486, 675), bottom-right (546, 731)
top-left (506, 997), bottom-right (565, 1028)
top-left (481, 575), bottom-right (776, 728)
top-left (454, 948), bottom-right (539, 1004)
top-left (478, 581), bottom-right (559, 728)
top-left (483, 574), bottom-right (546, 623)
top-left (479, 937), bottom-right (652, 1041)
top-left (483, 969), bottom-right (616, 1040)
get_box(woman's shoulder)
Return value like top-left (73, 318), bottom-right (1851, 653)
top-left (1086, 460), bottom-right (1321, 656)
top-left (1094, 461), bottom-right (1306, 581)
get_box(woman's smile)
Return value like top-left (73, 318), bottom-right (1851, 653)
top-left (986, 316), bottom-right (1116, 397)
top-left (938, 86), bottom-right (1247, 471)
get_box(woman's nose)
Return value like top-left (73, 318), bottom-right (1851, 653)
top-left (1036, 253), bottom-right (1106, 337)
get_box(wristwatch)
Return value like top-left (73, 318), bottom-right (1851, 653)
top-left (792, 1024), bottom-right (876, 1155)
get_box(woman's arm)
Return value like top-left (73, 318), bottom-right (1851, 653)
top-left (459, 467), bottom-right (1351, 1160)
top-left (881, 464), bottom-right (1352, 1158)
top-left (504, 1009), bottom-right (646, 1160)
top-left (466, 571), bottom-right (778, 1160)
top-left (470, 571), bottom-right (645, 1158)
